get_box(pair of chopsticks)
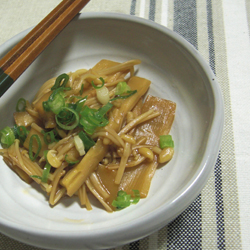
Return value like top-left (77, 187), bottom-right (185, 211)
top-left (0, 0), bottom-right (90, 97)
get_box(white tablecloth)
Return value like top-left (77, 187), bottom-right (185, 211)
top-left (0, 0), bottom-right (249, 249)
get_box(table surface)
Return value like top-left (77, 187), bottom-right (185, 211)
top-left (0, 0), bottom-right (249, 249)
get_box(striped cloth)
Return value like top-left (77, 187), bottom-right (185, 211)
top-left (1, 0), bottom-right (249, 249)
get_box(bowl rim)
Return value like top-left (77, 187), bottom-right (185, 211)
top-left (0, 12), bottom-right (224, 248)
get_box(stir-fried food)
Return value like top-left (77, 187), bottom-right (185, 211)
top-left (0, 59), bottom-right (176, 212)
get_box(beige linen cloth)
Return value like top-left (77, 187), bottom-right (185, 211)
top-left (1, 0), bottom-right (249, 249)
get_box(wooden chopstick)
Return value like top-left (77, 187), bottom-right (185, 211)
top-left (0, 0), bottom-right (90, 97)
top-left (0, 0), bottom-right (76, 73)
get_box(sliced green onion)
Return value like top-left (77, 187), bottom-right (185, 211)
top-left (91, 77), bottom-right (105, 89)
top-left (112, 190), bottom-right (140, 210)
top-left (112, 191), bottom-right (131, 209)
top-left (79, 118), bottom-right (97, 135)
top-left (29, 134), bottom-right (42, 161)
top-left (43, 130), bottom-right (56, 145)
top-left (78, 131), bottom-right (95, 151)
top-left (42, 101), bottom-right (51, 112)
top-left (44, 149), bottom-right (49, 160)
top-left (67, 103), bottom-right (77, 110)
top-left (84, 106), bottom-right (110, 127)
top-left (68, 95), bottom-right (82, 102)
top-left (41, 162), bottom-right (51, 183)
top-left (110, 90), bottom-right (137, 102)
top-left (12, 125), bottom-right (18, 138)
top-left (16, 126), bottom-right (29, 145)
top-left (87, 114), bottom-right (109, 127)
top-left (131, 189), bottom-right (140, 204)
top-left (0, 126), bottom-right (15, 148)
top-left (49, 92), bottom-right (65, 114)
top-left (55, 107), bottom-right (79, 130)
top-left (30, 175), bottom-right (42, 180)
top-left (79, 103), bottom-right (113, 135)
top-left (65, 155), bottom-right (80, 165)
top-left (96, 85), bottom-right (110, 105)
top-left (159, 135), bottom-right (174, 149)
top-left (80, 84), bottom-right (84, 95)
top-left (74, 135), bottom-right (85, 156)
top-left (91, 77), bottom-right (109, 104)
top-left (31, 150), bottom-right (51, 183)
top-left (98, 102), bottom-right (113, 117)
top-left (16, 98), bottom-right (26, 112)
top-left (43, 88), bottom-right (66, 114)
top-left (115, 82), bottom-right (131, 95)
top-left (51, 73), bottom-right (69, 90)
top-left (75, 96), bottom-right (88, 113)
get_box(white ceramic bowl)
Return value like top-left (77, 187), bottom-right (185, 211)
top-left (0, 13), bottom-right (224, 250)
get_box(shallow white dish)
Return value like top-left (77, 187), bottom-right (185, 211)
top-left (0, 13), bottom-right (223, 250)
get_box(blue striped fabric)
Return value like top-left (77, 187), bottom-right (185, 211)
top-left (149, 0), bottom-right (156, 21)
top-left (214, 154), bottom-right (226, 249)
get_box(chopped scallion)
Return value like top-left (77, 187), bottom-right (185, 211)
top-left (68, 95), bottom-right (83, 103)
top-left (159, 135), bottom-right (174, 149)
top-left (78, 131), bottom-right (95, 151)
top-left (41, 162), bottom-right (51, 183)
top-left (30, 152), bottom-right (51, 183)
top-left (112, 190), bottom-right (140, 210)
top-left (42, 101), bottom-right (51, 112)
top-left (16, 98), bottom-right (26, 112)
top-left (30, 175), bottom-right (42, 180)
top-left (29, 134), bottom-right (42, 161)
top-left (42, 130), bottom-right (57, 145)
top-left (0, 126), bottom-right (15, 148)
top-left (96, 85), bottom-right (110, 105)
top-left (44, 150), bottom-right (49, 160)
top-left (79, 103), bottom-right (113, 135)
top-left (51, 73), bottom-right (69, 90)
top-left (30, 150), bottom-right (52, 183)
top-left (55, 107), bottom-right (79, 130)
top-left (110, 90), bottom-right (137, 102)
top-left (115, 81), bottom-right (131, 95)
top-left (74, 135), bottom-right (85, 156)
top-left (65, 155), bottom-right (80, 165)
top-left (79, 84), bottom-right (84, 95)
top-left (91, 77), bottom-right (105, 89)
top-left (43, 88), bottom-right (66, 114)
top-left (98, 102), bottom-right (113, 116)
top-left (131, 189), bottom-right (140, 204)
top-left (16, 126), bottom-right (29, 145)
top-left (75, 96), bottom-right (88, 113)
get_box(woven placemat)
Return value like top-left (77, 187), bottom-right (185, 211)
top-left (0, 0), bottom-right (242, 249)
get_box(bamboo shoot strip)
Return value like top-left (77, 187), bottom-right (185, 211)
top-left (0, 0), bottom-right (90, 97)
